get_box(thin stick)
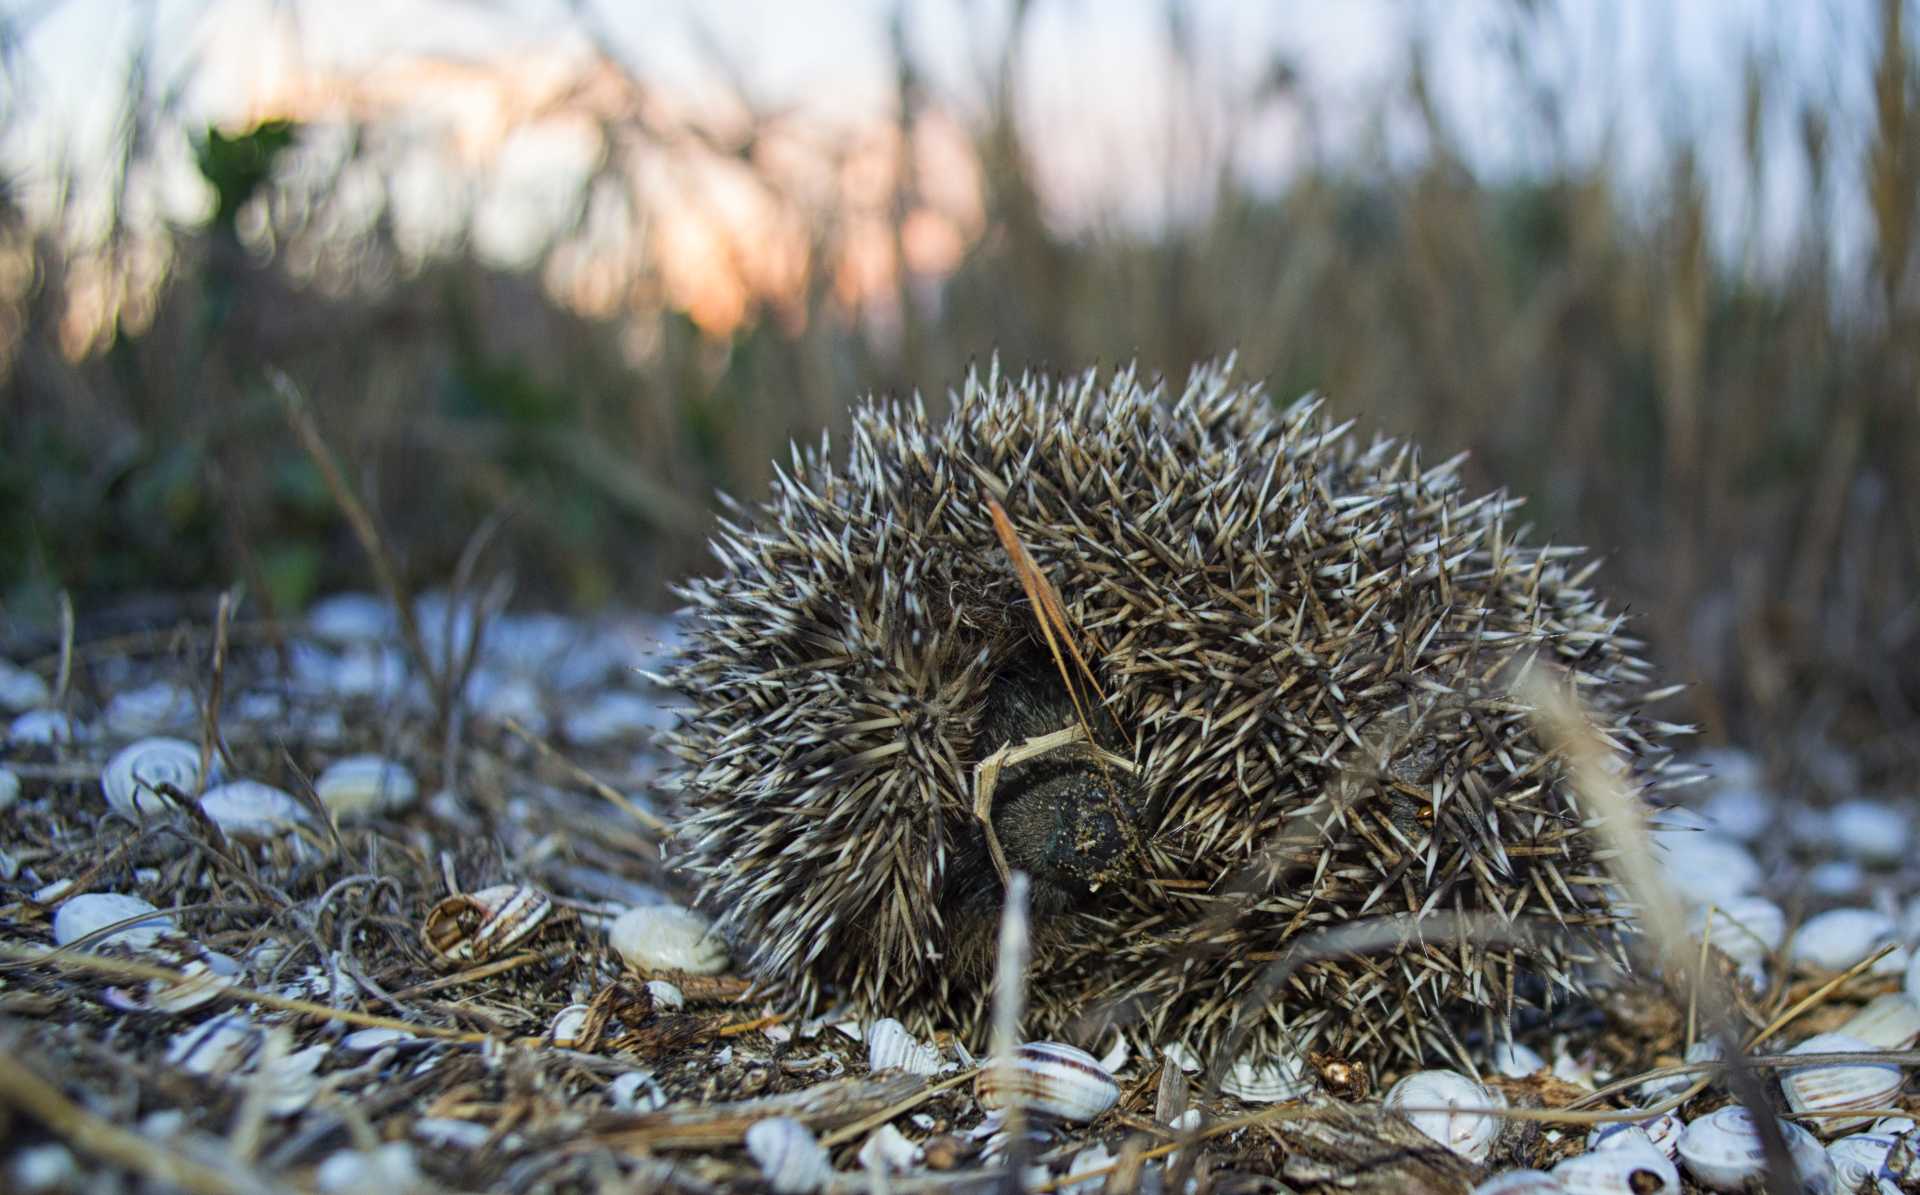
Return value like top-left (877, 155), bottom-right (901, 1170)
top-left (54, 589), bottom-right (75, 705)
top-left (199, 588), bottom-right (236, 796)
top-left (500, 716), bottom-right (673, 838)
top-left (818, 1069), bottom-right (981, 1148)
top-left (270, 369), bottom-right (442, 710)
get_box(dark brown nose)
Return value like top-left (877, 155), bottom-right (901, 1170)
top-left (993, 765), bottom-right (1140, 895)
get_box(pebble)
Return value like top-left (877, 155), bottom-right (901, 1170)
top-left (608, 904), bottom-right (729, 974)
top-left (9, 708), bottom-right (82, 745)
top-left (307, 592), bottom-right (395, 642)
top-left (315, 1144), bottom-right (424, 1195)
top-left (0, 766), bottom-right (19, 812)
top-left (562, 689), bottom-right (669, 745)
top-left (0, 659), bottom-right (51, 712)
top-left (52, 892), bottom-right (174, 951)
top-left (10, 1144), bottom-right (79, 1193)
top-left (1656, 835), bottom-right (1761, 907)
top-left (1790, 908), bottom-right (1899, 972)
top-left (199, 780), bottom-right (309, 837)
top-left (314, 755), bottom-right (417, 818)
top-left (1829, 800), bottom-right (1910, 864)
top-left (104, 681), bottom-right (197, 736)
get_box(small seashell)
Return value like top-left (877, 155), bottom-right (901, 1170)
top-left (412, 1118), bottom-right (492, 1150)
top-left (1097, 1031), bottom-right (1130, 1074)
top-left (1808, 860), bottom-right (1867, 899)
top-left (1657, 834), bottom-right (1761, 908)
top-left (167, 1014), bottom-right (262, 1075)
top-left (52, 892), bottom-right (174, 952)
top-left (101, 737), bottom-right (201, 816)
top-left (646, 979), bottom-right (686, 1009)
top-left (1872, 1117), bottom-right (1917, 1136)
top-left (314, 755), bottom-right (417, 818)
top-left (1829, 800), bottom-right (1911, 864)
top-left (1827, 1133), bottom-right (1900, 1195)
top-left (1163, 1041), bottom-right (1202, 1073)
top-left (1385, 1070), bottom-right (1506, 1163)
top-left (1590, 1112), bottom-right (1686, 1160)
top-left (0, 659), bottom-right (50, 713)
top-left (1780, 1032), bottom-right (1903, 1135)
top-left (1841, 993), bottom-right (1920, 1050)
top-left (562, 690), bottom-right (668, 746)
top-left (746, 1117), bottom-right (833, 1195)
top-left (1689, 898), bottom-right (1786, 969)
top-left (1679, 1104), bottom-right (1833, 1192)
top-left (608, 904), bottom-right (729, 975)
top-left (866, 1018), bottom-right (940, 1076)
top-left (1061, 1143), bottom-right (1116, 1195)
top-left (1700, 783), bottom-right (1774, 842)
top-left (422, 884), bottom-right (553, 965)
top-left (307, 592), bottom-right (396, 641)
top-left (342, 1027), bottom-right (416, 1052)
top-left (608, 1070), bottom-right (667, 1111)
top-left (1491, 1040), bottom-right (1547, 1078)
top-left (858, 1123), bottom-right (924, 1174)
top-left (198, 780), bottom-right (309, 838)
top-left (974, 1042), bottom-right (1120, 1123)
top-left (315, 1143), bottom-right (422, 1195)
top-left (11, 1143), bottom-right (79, 1193)
top-left (105, 682), bottom-right (197, 736)
top-left (9, 708), bottom-right (83, 745)
top-left (1218, 1053), bottom-right (1314, 1103)
top-left (1473, 1170), bottom-right (1566, 1195)
top-left (1553, 1143), bottom-right (1679, 1195)
top-left (1790, 908), bottom-right (1898, 973)
top-left (0, 766), bottom-right (20, 812)
top-left (551, 1003), bottom-right (592, 1049)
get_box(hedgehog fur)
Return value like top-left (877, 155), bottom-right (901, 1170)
top-left (664, 361), bottom-right (1682, 1072)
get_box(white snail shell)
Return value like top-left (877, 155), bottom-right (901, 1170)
top-left (1588, 1111), bottom-right (1685, 1161)
top-left (1491, 1041), bottom-right (1547, 1078)
top-left (865, 1018), bottom-right (940, 1076)
top-left (1678, 1105), bottom-right (1834, 1193)
top-left (1790, 908), bottom-right (1898, 973)
top-left (856, 1123), bottom-right (923, 1174)
top-left (1472, 1170), bottom-right (1565, 1195)
top-left (974, 1042), bottom-right (1119, 1123)
top-left (52, 892), bottom-right (174, 952)
top-left (1688, 898), bottom-right (1785, 969)
top-left (550, 1003), bottom-right (592, 1049)
top-left (198, 780), bottom-right (309, 838)
top-left (314, 755), bottom-right (417, 818)
top-left (101, 737), bottom-right (202, 816)
top-left (745, 1117), bottom-right (833, 1195)
top-left (1553, 1142), bottom-right (1680, 1195)
top-left (422, 884), bottom-right (553, 965)
top-left (1384, 1069), bottom-right (1506, 1164)
top-left (1826, 1133), bottom-right (1900, 1195)
top-left (607, 904), bottom-right (729, 975)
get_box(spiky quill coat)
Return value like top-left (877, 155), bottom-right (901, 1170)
top-left (665, 362), bottom-right (1679, 1070)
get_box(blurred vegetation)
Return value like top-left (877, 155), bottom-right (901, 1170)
top-left (2, 1), bottom-right (1918, 775)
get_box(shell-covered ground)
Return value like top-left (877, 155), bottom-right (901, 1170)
top-left (1, 593), bottom-right (1917, 1194)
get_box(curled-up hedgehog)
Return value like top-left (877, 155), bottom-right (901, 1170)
top-left (663, 360), bottom-right (1682, 1071)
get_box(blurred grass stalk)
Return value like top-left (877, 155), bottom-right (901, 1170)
top-left (1, 0), bottom-right (1917, 778)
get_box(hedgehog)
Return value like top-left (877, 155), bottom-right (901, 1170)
top-left (663, 360), bottom-right (1682, 1073)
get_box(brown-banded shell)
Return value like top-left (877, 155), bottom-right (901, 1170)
top-left (745, 1116), bottom-right (832, 1194)
top-left (314, 755), bottom-right (418, 818)
top-left (1780, 1032), bottom-right (1903, 1136)
top-left (1840, 994), bottom-right (1920, 1050)
top-left (1553, 1143), bottom-right (1679, 1195)
top-left (974, 1042), bottom-right (1119, 1123)
top-left (1384, 1069), bottom-right (1506, 1163)
top-left (422, 884), bottom-right (553, 965)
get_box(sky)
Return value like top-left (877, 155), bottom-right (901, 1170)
top-left (0, 0), bottom-right (1898, 329)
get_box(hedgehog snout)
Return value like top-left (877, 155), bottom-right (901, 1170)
top-left (993, 767), bottom-right (1141, 897)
